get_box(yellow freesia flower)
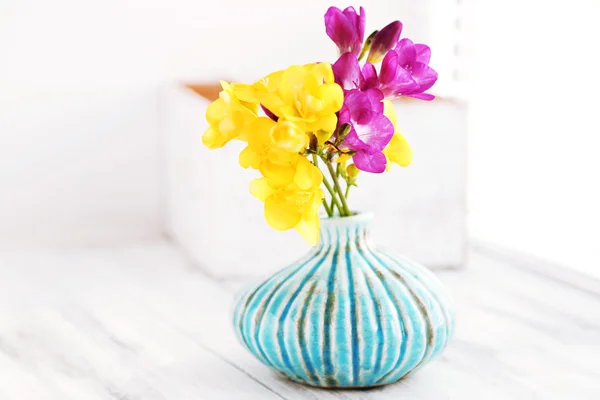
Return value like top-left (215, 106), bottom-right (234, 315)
top-left (271, 120), bottom-right (310, 153)
top-left (383, 99), bottom-right (398, 128)
top-left (384, 134), bottom-right (412, 167)
top-left (382, 100), bottom-right (413, 169)
top-left (234, 71), bottom-right (284, 105)
top-left (258, 64), bottom-right (344, 138)
top-left (239, 117), bottom-right (309, 185)
top-left (250, 156), bottom-right (324, 245)
top-left (202, 81), bottom-right (258, 149)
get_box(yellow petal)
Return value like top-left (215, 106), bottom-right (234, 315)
top-left (249, 178), bottom-right (275, 201)
top-left (306, 62), bottom-right (335, 84)
top-left (264, 195), bottom-right (302, 230)
top-left (296, 214), bottom-right (320, 246)
top-left (260, 70), bottom-right (284, 92)
top-left (246, 117), bottom-right (276, 157)
top-left (279, 65), bottom-right (307, 105)
top-left (267, 147), bottom-right (297, 165)
top-left (202, 127), bottom-right (226, 149)
top-left (260, 159), bottom-right (296, 186)
top-left (239, 145), bottom-right (261, 169)
top-left (384, 133), bottom-right (413, 168)
top-left (217, 114), bottom-right (240, 139)
top-left (318, 83), bottom-right (344, 114)
top-left (271, 121), bottom-right (309, 153)
top-left (240, 100), bottom-right (259, 114)
top-left (383, 100), bottom-right (397, 129)
top-left (219, 80), bottom-right (231, 91)
top-left (230, 83), bottom-right (260, 104)
top-left (308, 187), bottom-right (325, 215)
top-left (248, 117), bottom-right (276, 141)
top-left (205, 98), bottom-right (227, 124)
top-left (293, 157), bottom-right (323, 190)
top-left (312, 114), bottom-right (338, 137)
top-left (260, 93), bottom-right (285, 117)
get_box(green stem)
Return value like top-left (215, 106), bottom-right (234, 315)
top-left (323, 177), bottom-right (344, 216)
top-left (313, 154), bottom-right (342, 216)
top-left (345, 182), bottom-right (351, 199)
top-left (322, 177), bottom-right (344, 216)
top-left (329, 163), bottom-right (341, 212)
top-left (322, 198), bottom-right (333, 217)
top-left (324, 159), bottom-right (352, 216)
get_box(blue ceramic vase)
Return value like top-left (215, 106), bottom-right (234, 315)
top-left (233, 213), bottom-right (455, 388)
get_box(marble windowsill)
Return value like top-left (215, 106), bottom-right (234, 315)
top-left (0, 240), bottom-right (599, 399)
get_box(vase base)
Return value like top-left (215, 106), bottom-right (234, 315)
top-left (281, 373), bottom-right (398, 390)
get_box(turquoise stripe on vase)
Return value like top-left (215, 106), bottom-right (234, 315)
top-left (233, 212), bottom-right (456, 388)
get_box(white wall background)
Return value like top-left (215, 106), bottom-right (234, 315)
top-left (0, 1), bottom-right (444, 249)
top-left (468, 0), bottom-right (600, 278)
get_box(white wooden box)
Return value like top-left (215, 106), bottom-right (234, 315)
top-left (163, 83), bottom-right (467, 278)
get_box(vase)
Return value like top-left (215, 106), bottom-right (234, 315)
top-left (233, 212), bottom-right (455, 388)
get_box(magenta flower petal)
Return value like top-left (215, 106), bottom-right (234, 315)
top-left (353, 150), bottom-right (387, 173)
top-left (363, 88), bottom-right (385, 113)
top-left (379, 50), bottom-right (417, 97)
top-left (332, 52), bottom-right (363, 91)
top-left (343, 90), bottom-right (370, 116)
top-left (324, 6), bottom-right (365, 56)
top-left (394, 38), bottom-right (417, 66)
top-left (378, 38), bottom-right (438, 99)
top-left (379, 50), bottom-right (399, 85)
top-left (406, 92), bottom-right (436, 101)
top-left (411, 62), bottom-right (438, 92)
top-left (367, 21), bottom-right (403, 63)
top-left (354, 111), bottom-right (393, 150)
top-left (361, 62), bottom-right (378, 89)
top-left (338, 103), bottom-right (351, 126)
top-left (339, 89), bottom-right (393, 154)
top-left (414, 44), bottom-right (431, 63)
top-left (341, 127), bottom-right (367, 150)
top-left (344, 89), bottom-right (384, 115)
top-left (342, 6), bottom-right (365, 46)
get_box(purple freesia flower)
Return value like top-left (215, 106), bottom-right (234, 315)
top-left (367, 21), bottom-right (403, 63)
top-left (332, 52), bottom-right (364, 91)
top-left (324, 6), bottom-right (366, 57)
top-left (361, 62), bottom-right (379, 89)
top-left (333, 39), bottom-right (437, 100)
top-left (379, 38), bottom-right (438, 100)
top-left (338, 89), bottom-right (394, 173)
top-left (332, 52), bottom-right (378, 91)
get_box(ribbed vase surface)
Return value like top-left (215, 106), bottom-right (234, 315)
top-left (233, 213), bottom-right (455, 388)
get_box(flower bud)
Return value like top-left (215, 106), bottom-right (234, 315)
top-left (367, 21), bottom-right (402, 63)
top-left (347, 164), bottom-right (360, 178)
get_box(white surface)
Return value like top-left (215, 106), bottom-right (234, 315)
top-left (0, 88), bottom-right (162, 248)
top-left (163, 85), bottom-right (467, 277)
top-left (467, 0), bottom-right (600, 278)
top-left (0, 241), bottom-right (598, 399)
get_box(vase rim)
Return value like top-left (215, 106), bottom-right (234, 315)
top-left (319, 211), bottom-right (373, 225)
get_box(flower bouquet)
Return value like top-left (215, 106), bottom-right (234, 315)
top-left (206, 5), bottom-right (454, 389)
top-left (203, 5), bottom-right (437, 246)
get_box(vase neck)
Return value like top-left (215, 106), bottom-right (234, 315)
top-left (318, 213), bottom-right (373, 248)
